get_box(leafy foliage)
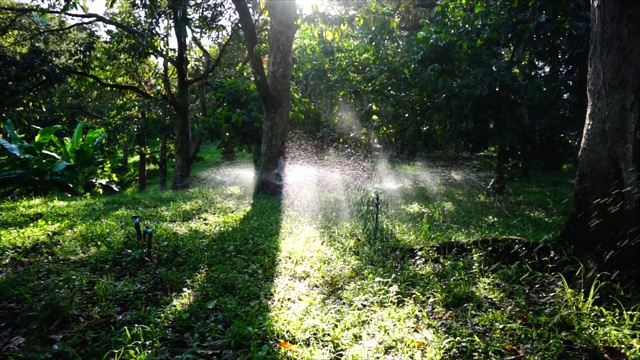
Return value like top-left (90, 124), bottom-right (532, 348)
top-left (207, 77), bottom-right (262, 160)
top-left (290, 0), bottom-right (588, 178)
top-left (0, 120), bottom-right (115, 195)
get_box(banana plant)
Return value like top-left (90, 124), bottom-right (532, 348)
top-left (50, 123), bottom-right (109, 191)
top-left (0, 120), bottom-right (114, 195)
top-left (0, 120), bottom-right (68, 194)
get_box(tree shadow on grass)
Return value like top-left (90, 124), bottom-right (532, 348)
top-left (155, 193), bottom-right (283, 359)
top-left (0, 189), bottom-right (283, 359)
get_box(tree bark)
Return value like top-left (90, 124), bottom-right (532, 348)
top-left (488, 144), bottom-right (507, 195)
top-left (561, 0), bottom-right (640, 268)
top-left (170, 0), bottom-right (192, 190)
top-left (138, 129), bottom-right (147, 191)
top-left (137, 120), bottom-right (147, 192)
top-left (233, 0), bottom-right (297, 195)
top-left (122, 144), bottom-right (129, 167)
top-left (160, 117), bottom-right (168, 191)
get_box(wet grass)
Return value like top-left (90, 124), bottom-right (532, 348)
top-left (1, 156), bottom-right (639, 359)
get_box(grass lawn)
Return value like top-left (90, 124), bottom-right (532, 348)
top-left (1, 150), bottom-right (638, 359)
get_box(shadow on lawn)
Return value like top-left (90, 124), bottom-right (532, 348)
top-left (160, 193), bottom-right (283, 359)
top-left (0, 191), bottom-right (283, 359)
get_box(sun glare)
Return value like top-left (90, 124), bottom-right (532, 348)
top-left (298, 0), bottom-right (329, 16)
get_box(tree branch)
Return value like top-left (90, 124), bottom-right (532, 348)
top-left (162, 59), bottom-right (177, 107)
top-left (0, 5), bottom-right (174, 66)
top-left (5, 20), bottom-right (99, 47)
top-left (232, 0), bottom-right (273, 113)
top-left (189, 26), bottom-right (213, 62)
top-left (415, 0), bottom-right (439, 9)
top-left (0, 13), bottom-right (23, 35)
top-left (70, 70), bottom-right (154, 100)
top-left (188, 24), bottom-right (238, 85)
top-left (73, 106), bottom-right (106, 120)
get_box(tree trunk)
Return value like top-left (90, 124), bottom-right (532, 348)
top-left (171, 95), bottom-right (191, 190)
top-left (122, 144), bottom-right (129, 167)
top-left (170, 0), bottom-right (191, 190)
top-left (442, 137), bottom-right (451, 166)
top-left (233, 0), bottom-right (297, 195)
top-left (189, 82), bottom-right (208, 167)
top-left (189, 127), bottom-right (205, 169)
top-left (160, 121), bottom-right (168, 191)
top-left (561, 0), bottom-right (640, 268)
top-left (137, 125), bottom-right (147, 192)
top-left (258, 0), bottom-right (296, 194)
top-left (488, 144), bottom-right (507, 194)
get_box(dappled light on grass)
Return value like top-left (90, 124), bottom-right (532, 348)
top-left (264, 155), bottom-right (637, 358)
top-left (2, 156), bottom-right (639, 359)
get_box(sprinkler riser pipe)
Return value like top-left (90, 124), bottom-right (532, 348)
top-left (374, 191), bottom-right (381, 231)
top-left (145, 226), bottom-right (153, 260)
top-left (132, 215), bottom-right (142, 242)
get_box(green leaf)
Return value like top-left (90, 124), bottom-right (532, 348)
top-left (89, 129), bottom-right (107, 150)
top-left (42, 149), bottom-right (62, 160)
top-left (52, 161), bottom-right (71, 173)
top-left (0, 138), bottom-right (23, 157)
top-left (51, 136), bottom-right (71, 163)
top-left (4, 120), bottom-right (22, 144)
top-left (71, 123), bottom-right (84, 149)
top-left (0, 169), bottom-right (27, 179)
top-left (34, 125), bottom-right (62, 150)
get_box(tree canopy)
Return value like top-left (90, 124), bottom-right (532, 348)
top-left (2, 0), bottom-right (589, 194)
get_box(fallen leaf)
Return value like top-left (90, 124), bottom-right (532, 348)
top-left (10, 336), bottom-right (26, 347)
top-left (278, 340), bottom-right (299, 352)
top-left (518, 309), bottom-right (529, 324)
top-left (408, 339), bottom-right (426, 349)
top-left (505, 344), bottom-right (523, 356)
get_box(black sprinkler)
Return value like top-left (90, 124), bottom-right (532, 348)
top-left (132, 215), bottom-right (153, 261)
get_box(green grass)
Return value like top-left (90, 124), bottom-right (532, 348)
top-left (1, 156), bottom-right (639, 359)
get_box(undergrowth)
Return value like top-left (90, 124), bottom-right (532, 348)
top-left (1, 158), bottom-right (638, 359)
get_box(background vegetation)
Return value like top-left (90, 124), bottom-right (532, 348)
top-left (1, 0), bottom-right (590, 194)
top-left (2, 0), bottom-right (638, 359)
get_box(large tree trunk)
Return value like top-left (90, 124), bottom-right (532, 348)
top-left (561, 0), bottom-right (640, 268)
top-left (259, 0), bottom-right (296, 194)
top-left (171, 0), bottom-right (191, 190)
top-left (233, 0), bottom-right (297, 195)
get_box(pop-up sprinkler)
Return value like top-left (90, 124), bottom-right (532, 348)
top-left (143, 225), bottom-right (153, 260)
top-left (374, 190), bottom-right (381, 231)
top-left (132, 215), bottom-right (153, 261)
top-left (132, 215), bottom-right (142, 242)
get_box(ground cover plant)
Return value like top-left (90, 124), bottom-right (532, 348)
top-left (1, 153), bottom-right (639, 359)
